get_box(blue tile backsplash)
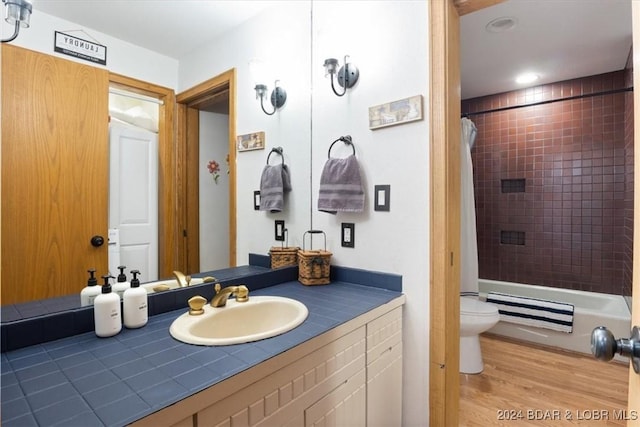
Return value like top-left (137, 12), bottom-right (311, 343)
top-left (1, 262), bottom-right (402, 426)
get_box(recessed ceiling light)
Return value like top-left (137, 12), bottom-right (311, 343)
top-left (515, 73), bottom-right (539, 85)
top-left (485, 16), bottom-right (518, 33)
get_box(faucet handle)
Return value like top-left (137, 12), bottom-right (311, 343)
top-left (235, 285), bottom-right (249, 303)
top-left (214, 283), bottom-right (221, 294)
top-left (188, 295), bottom-right (207, 316)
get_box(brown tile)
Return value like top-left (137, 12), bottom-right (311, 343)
top-left (468, 71), bottom-right (629, 295)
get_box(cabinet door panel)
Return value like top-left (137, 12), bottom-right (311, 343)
top-left (367, 342), bottom-right (403, 427)
top-left (304, 369), bottom-right (366, 427)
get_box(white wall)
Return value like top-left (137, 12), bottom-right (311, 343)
top-left (179, 2), bottom-right (313, 264)
top-left (311, 2), bottom-right (429, 425)
top-left (199, 111), bottom-right (230, 270)
top-left (9, 2), bottom-right (431, 424)
top-left (6, 10), bottom-right (178, 88)
top-left (182, 1), bottom-right (430, 424)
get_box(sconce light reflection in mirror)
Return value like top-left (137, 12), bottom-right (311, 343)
top-left (254, 80), bottom-right (287, 116)
top-left (323, 55), bottom-right (360, 97)
top-left (1, 0), bottom-right (32, 43)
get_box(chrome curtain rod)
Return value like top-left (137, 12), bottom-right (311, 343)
top-left (462, 86), bottom-right (633, 118)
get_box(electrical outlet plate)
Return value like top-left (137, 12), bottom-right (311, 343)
top-left (275, 220), bottom-right (285, 241)
top-left (341, 223), bottom-right (355, 248)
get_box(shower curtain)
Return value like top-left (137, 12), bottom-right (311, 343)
top-left (460, 117), bottom-right (479, 295)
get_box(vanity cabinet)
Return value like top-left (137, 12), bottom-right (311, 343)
top-left (366, 307), bottom-right (403, 427)
top-left (132, 303), bottom-right (403, 427)
top-left (199, 327), bottom-right (366, 426)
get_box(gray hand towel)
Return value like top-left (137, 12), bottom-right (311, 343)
top-left (317, 155), bottom-right (364, 214)
top-left (282, 164), bottom-right (292, 192)
top-left (260, 163), bottom-right (291, 212)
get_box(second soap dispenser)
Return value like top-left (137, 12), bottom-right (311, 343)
top-left (123, 270), bottom-right (148, 329)
top-left (113, 265), bottom-right (130, 299)
top-left (80, 268), bottom-right (101, 307)
top-left (94, 275), bottom-right (122, 337)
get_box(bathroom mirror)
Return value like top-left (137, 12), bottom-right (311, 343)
top-left (1, 1), bottom-right (313, 320)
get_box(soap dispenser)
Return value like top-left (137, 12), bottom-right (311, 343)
top-left (123, 269), bottom-right (148, 329)
top-left (80, 268), bottom-right (101, 307)
top-left (113, 265), bottom-right (130, 299)
top-left (94, 275), bottom-right (122, 337)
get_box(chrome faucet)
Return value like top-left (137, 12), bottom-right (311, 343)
top-left (173, 270), bottom-right (191, 288)
top-left (211, 283), bottom-right (249, 307)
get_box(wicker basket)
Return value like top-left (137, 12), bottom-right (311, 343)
top-left (298, 230), bottom-right (332, 285)
top-left (269, 246), bottom-right (300, 269)
top-left (269, 228), bottom-right (299, 269)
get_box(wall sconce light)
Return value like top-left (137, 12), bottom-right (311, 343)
top-left (254, 80), bottom-right (287, 116)
top-left (1, 0), bottom-right (32, 43)
top-left (323, 55), bottom-right (360, 97)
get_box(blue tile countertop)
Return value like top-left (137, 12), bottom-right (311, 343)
top-left (1, 278), bottom-right (403, 427)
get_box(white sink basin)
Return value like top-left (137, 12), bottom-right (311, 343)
top-left (141, 278), bottom-right (205, 293)
top-left (169, 296), bottom-right (308, 346)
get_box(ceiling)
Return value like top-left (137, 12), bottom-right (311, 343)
top-left (31, 0), bottom-right (286, 59)
top-left (29, 1), bottom-right (633, 101)
top-left (461, 0), bottom-right (632, 99)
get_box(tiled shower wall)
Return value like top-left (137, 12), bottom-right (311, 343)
top-left (462, 71), bottom-right (632, 295)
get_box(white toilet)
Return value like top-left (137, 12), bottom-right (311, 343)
top-left (460, 296), bottom-right (500, 374)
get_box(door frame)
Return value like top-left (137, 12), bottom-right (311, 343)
top-left (428, 1), bottom-right (461, 424)
top-left (108, 73), bottom-right (178, 280)
top-left (430, 0), bottom-right (639, 422)
top-left (176, 69), bottom-right (237, 272)
top-left (630, 1), bottom-right (640, 419)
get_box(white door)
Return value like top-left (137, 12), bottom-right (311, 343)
top-left (109, 122), bottom-right (159, 281)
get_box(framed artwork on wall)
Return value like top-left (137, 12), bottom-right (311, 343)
top-left (368, 95), bottom-right (423, 130)
top-left (237, 131), bottom-right (265, 152)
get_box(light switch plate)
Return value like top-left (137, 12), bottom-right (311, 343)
top-left (341, 223), bottom-right (355, 248)
top-left (374, 185), bottom-right (390, 211)
top-left (275, 220), bottom-right (285, 241)
top-left (254, 191), bottom-right (261, 210)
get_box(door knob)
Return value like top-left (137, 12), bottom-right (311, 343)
top-left (90, 235), bottom-right (105, 247)
top-left (591, 326), bottom-right (640, 374)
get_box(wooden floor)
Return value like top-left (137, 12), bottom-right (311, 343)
top-left (459, 334), bottom-right (629, 426)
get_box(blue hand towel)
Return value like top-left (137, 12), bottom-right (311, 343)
top-left (260, 163), bottom-right (291, 212)
top-left (318, 155), bottom-right (364, 214)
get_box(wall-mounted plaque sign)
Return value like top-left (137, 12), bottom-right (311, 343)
top-left (54, 31), bottom-right (107, 65)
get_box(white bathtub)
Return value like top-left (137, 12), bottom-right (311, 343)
top-left (478, 279), bottom-right (631, 359)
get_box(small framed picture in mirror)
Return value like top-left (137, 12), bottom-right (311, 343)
top-left (238, 131), bottom-right (265, 152)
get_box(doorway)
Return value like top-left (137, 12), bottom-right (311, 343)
top-left (428, 0), bottom-right (639, 423)
top-left (176, 69), bottom-right (237, 273)
top-left (108, 121), bottom-right (159, 281)
top-left (108, 73), bottom-right (178, 280)
top-left (198, 108), bottom-right (230, 271)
